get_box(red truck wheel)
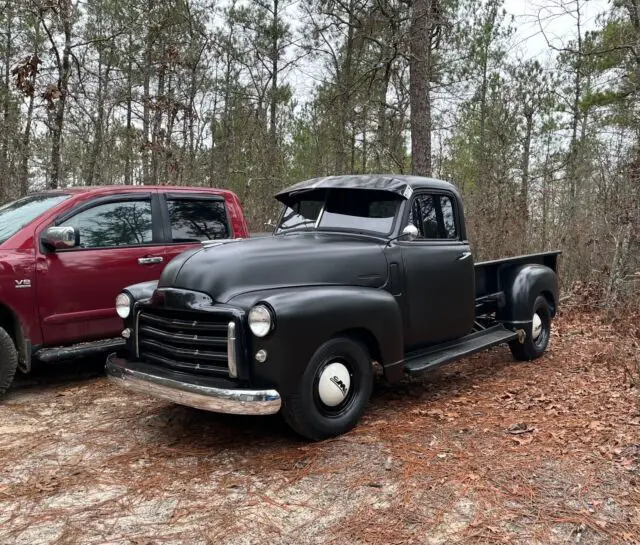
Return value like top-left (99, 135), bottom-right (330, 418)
top-left (0, 327), bottom-right (18, 397)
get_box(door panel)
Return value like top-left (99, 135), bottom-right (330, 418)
top-left (37, 193), bottom-right (166, 345)
top-left (398, 192), bottom-right (475, 348)
top-left (400, 241), bottom-right (475, 347)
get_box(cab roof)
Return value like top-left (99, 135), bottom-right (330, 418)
top-left (275, 175), bottom-right (460, 204)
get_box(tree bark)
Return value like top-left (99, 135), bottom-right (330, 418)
top-left (409, 0), bottom-right (432, 176)
top-left (47, 1), bottom-right (73, 190)
top-left (124, 33), bottom-right (133, 185)
top-left (269, 0), bottom-right (279, 147)
top-left (142, 0), bottom-right (154, 185)
top-left (334, 0), bottom-right (355, 175)
top-left (86, 30), bottom-right (111, 186)
top-left (375, 60), bottom-right (392, 172)
top-left (1, 0), bottom-right (13, 200)
top-left (151, 55), bottom-right (166, 185)
top-left (521, 112), bottom-right (533, 218)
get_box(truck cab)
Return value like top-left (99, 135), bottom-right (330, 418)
top-left (107, 175), bottom-right (559, 440)
top-left (0, 186), bottom-right (249, 398)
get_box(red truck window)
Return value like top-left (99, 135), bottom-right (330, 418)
top-left (60, 200), bottom-right (153, 248)
top-left (167, 198), bottom-right (230, 242)
top-left (0, 194), bottom-right (70, 244)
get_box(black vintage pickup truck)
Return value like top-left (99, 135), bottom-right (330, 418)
top-left (106, 175), bottom-right (560, 440)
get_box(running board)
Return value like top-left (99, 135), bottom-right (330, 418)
top-left (35, 338), bottom-right (125, 363)
top-left (404, 325), bottom-right (518, 376)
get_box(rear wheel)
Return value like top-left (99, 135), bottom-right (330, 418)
top-left (510, 295), bottom-right (552, 361)
top-left (282, 337), bottom-right (373, 441)
top-left (0, 327), bottom-right (18, 398)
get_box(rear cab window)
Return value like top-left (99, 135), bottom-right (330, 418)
top-left (166, 196), bottom-right (231, 242)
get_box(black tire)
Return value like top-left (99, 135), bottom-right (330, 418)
top-left (282, 336), bottom-right (373, 441)
top-left (0, 326), bottom-right (18, 398)
top-left (509, 295), bottom-right (552, 361)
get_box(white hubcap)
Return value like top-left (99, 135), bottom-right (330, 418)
top-left (532, 313), bottom-right (543, 341)
top-left (318, 362), bottom-right (351, 407)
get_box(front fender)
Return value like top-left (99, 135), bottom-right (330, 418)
top-left (498, 264), bottom-right (558, 327)
top-left (229, 287), bottom-right (404, 395)
top-left (123, 280), bottom-right (159, 303)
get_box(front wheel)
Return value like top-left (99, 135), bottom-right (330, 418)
top-left (509, 295), bottom-right (552, 361)
top-left (0, 327), bottom-right (18, 398)
top-left (282, 336), bottom-right (373, 441)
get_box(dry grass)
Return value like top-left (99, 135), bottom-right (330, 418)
top-left (1, 310), bottom-right (639, 544)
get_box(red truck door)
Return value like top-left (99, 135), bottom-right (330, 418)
top-left (36, 191), bottom-right (167, 346)
top-left (160, 192), bottom-right (237, 263)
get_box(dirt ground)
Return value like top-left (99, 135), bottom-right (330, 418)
top-left (1, 310), bottom-right (639, 545)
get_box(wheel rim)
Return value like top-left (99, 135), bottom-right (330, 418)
top-left (313, 359), bottom-right (357, 418)
top-left (532, 309), bottom-right (549, 349)
top-left (532, 313), bottom-right (543, 340)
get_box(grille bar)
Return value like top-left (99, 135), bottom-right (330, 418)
top-left (139, 312), bottom-right (227, 332)
top-left (141, 352), bottom-right (230, 377)
top-left (139, 324), bottom-right (226, 348)
top-left (136, 308), bottom-right (234, 377)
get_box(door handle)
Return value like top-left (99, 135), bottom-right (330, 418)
top-left (457, 252), bottom-right (472, 261)
top-left (138, 256), bottom-right (164, 265)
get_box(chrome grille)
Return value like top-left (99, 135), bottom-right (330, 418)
top-left (136, 308), bottom-right (233, 377)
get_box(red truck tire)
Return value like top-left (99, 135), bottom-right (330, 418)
top-left (0, 327), bottom-right (18, 396)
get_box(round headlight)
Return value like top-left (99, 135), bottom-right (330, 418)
top-left (116, 292), bottom-right (132, 319)
top-left (248, 305), bottom-right (273, 337)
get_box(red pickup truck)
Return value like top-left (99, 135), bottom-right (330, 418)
top-left (0, 185), bottom-right (249, 396)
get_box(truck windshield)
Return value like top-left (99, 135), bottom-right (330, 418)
top-left (277, 189), bottom-right (401, 235)
top-left (0, 194), bottom-right (71, 245)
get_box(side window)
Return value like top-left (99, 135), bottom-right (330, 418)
top-left (410, 194), bottom-right (458, 240)
top-left (60, 200), bottom-right (153, 249)
top-left (167, 198), bottom-right (230, 242)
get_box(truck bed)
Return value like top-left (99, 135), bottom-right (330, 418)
top-left (474, 251), bottom-right (560, 301)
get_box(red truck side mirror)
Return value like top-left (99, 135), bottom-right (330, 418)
top-left (42, 226), bottom-right (79, 251)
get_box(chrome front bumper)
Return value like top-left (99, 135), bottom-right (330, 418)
top-left (105, 355), bottom-right (281, 416)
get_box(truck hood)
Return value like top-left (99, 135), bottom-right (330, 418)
top-left (158, 232), bottom-right (389, 303)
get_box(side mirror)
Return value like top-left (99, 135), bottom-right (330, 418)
top-left (401, 224), bottom-right (419, 242)
top-left (42, 226), bottom-right (79, 251)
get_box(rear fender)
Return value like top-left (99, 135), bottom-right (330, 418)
top-left (231, 287), bottom-right (404, 395)
top-left (498, 264), bottom-right (558, 328)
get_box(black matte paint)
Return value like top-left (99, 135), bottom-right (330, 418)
top-left (118, 175), bottom-right (560, 397)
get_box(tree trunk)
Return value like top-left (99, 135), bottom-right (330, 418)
top-left (49, 5), bottom-right (73, 190)
top-left (151, 57), bottom-right (166, 185)
top-left (19, 22), bottom-right (40, 196)
top-left (124, 33), bottom-right (133, 185)
top-left (86, 52), bottom-right (110, 186)
top-left (334, 0), bottom-right (355, 175)
top-left (1, 0), bottom-right (13, 200)
top-left (269, 0), bottom-right (278, 148)
top-left (376, 61), bottom-right (392, 172)
top-left (567, 1), bottom-right (584, 204)
top-left (521, 112), bottom-right (533, 219)
top-left (142, 0), bottom-right (154, 185)
top-left (409, 0), bottom-right (432, 176)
